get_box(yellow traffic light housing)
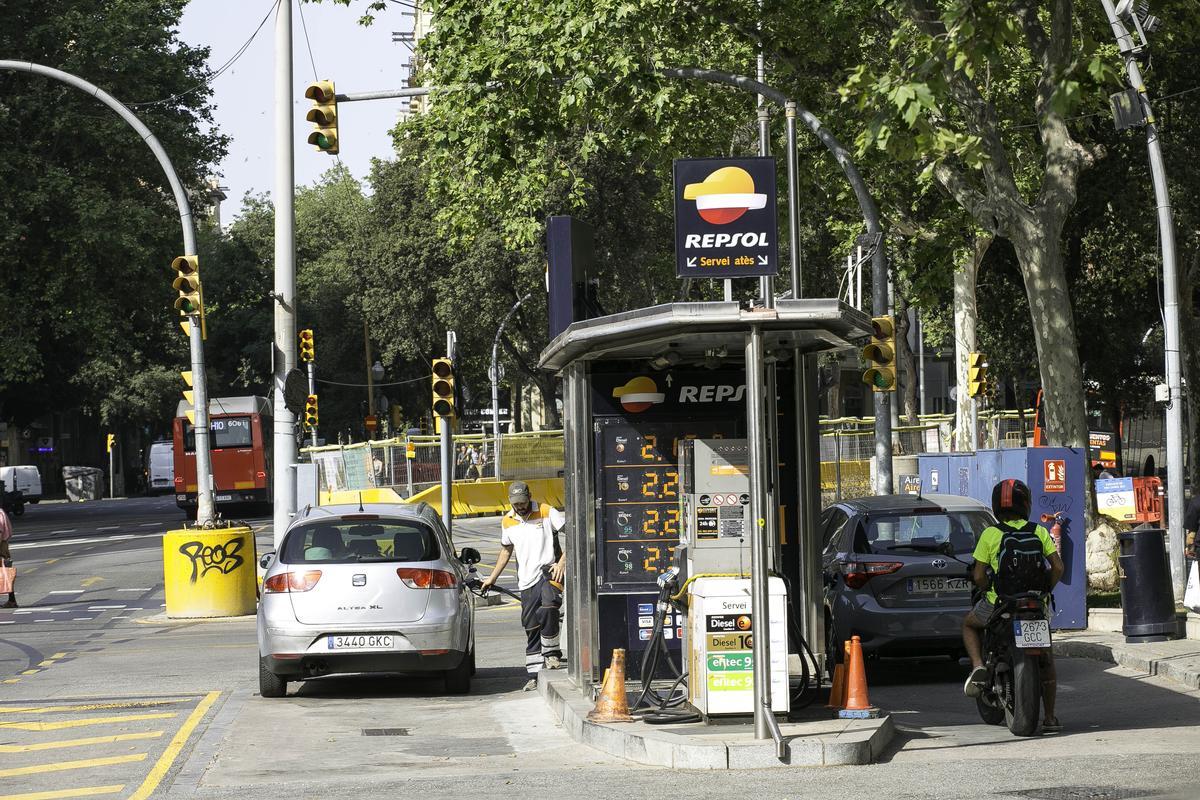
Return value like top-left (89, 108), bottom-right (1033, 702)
top-left (968, 352), bottom-right (988, 398)
top-left (180, 370), bottom-right (196, 424)
top-left (171, 255), bottom-right (206, 339)
top-left (299, 329), bottom-right (316, 363)
top-left (305, 80), bottom-right (339, 155)
top-left (304, 394), bottom-right (319, 429)
top-left (106, 433), bottom-right (116, 453)
top-left (431, 357), bottom-right (455, 417)
top-left (862, 316), bottom-right (897, 392)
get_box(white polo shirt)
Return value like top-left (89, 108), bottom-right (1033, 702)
top-left (501, 501), bottom-right (566, 590)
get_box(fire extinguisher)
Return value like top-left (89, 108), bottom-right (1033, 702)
top-left (1040, 512), bottom-right (1064, 551)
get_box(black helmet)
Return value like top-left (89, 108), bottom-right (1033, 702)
top-left (991, 478), bottom-right (1031, 520)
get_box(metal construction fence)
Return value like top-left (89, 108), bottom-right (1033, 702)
top-left (304, 409), bottom-right (1041, 504)
top-left (304, 430), bottom-right (565, 497)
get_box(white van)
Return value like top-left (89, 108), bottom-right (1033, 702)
top-left (0, 465), bottom-right (43, 503)
top-left (144, 441), bottom-right (175, 495)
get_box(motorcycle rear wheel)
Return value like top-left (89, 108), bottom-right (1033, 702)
top-left (1005, 652), bottom-right (1042, 736)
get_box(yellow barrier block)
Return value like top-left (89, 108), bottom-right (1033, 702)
top-left (319, 487), bottom-right (406, 506)
top-left (163, 528), bottom-right (257, 618)
top-left (405, 478), bottom-right (565, 517)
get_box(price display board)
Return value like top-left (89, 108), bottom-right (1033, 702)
top-left (595, 418), bottom-right (737, 589)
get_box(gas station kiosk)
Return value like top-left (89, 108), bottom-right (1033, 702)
top-left (539, 299), bottom-right (872, 725)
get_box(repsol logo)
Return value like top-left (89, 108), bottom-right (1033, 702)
top-left (678, 385), bottom-right (745, 403)
top-left (683, 232), bottom-right (770, 248)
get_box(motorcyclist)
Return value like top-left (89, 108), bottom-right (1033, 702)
top-left (962, 478), bottom-right (1065, 732)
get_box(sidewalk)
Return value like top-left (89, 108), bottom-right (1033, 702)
top-left (1055, 629), bottom-right (1200, 690)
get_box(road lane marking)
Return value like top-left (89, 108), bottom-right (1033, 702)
top-left (47, 591), bottom-right (83, 595)
top-left (0, 753), bottom-right (146, 778)
top-left (127, 692), bottom-right (219, 800)
top-left (96, 526), bottom-right (120, 531)
top-left (0, 786), bottom-right (125, 800)
top-left (0, 732), bottom-right (163, 753)
top-left (0, 713), bottom-right (178, 731)
top-left (50, 530), bottom-right (76, 534)
top-left (0, 700), bottom-right (183, 715)
top-left (13, 536), bottom-right (137, 551)
top-left (139, 523), bottom-right (159, 527)
top-left (118, 588), bottom-right (154, 592)
top-left (87, 606), bottom-right (126, 611)
top-left (80, 578), bottom-right (103, 588)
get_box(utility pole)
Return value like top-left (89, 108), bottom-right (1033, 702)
top-left (1100, 0), bottom-right (1185, 598)
top-left (272, 0), bottom-right (298, 545)
top-left (441, 330), bottom-right (457, 535)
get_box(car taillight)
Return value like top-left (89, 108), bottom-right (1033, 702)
top-left (1017, 598), bottom-right (1042, 610)
top-left (843, 561), bottom-right (904, 590)
top-left (263, 570), bottom-right (322, 593)
top-left (396, 568), bottom-right (457, 589)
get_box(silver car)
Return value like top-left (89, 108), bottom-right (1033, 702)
top-left (821, 493), bottom-right (996, 671)
top-left (257, 502), bottom-right (480, 697)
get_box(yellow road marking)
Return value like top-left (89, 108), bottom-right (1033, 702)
top-left (0, 731), bottom-right (163, 753)
top-left (0, 700), bottom-right (186, 715)
top-left (0, 712), bottom-right (177, 731)
top-left (0, 753), bottom-right (146, 778)
top-left (127, 691), bottom-right (219, 800)
top-left (3, 679), bottom-right (20, 684)
top-left (80, 577), bottom-right (103, 588)
top-left (0, 786), bottom-right (124, 800)
top-left (50, 653), bottom-right (66, 659)
top-left (20, 670), bottom-right (39, 676)
top-left (37, 660), bottom-right (57, 667)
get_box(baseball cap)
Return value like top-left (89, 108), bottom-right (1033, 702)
top-left (508, 481), bottom-right (531, 503)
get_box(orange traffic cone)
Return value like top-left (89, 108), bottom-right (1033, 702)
top-left (826, 662), bottom-right (846, 709)
top-left (838, 635), bottom-right (881, 719)
top-left (587, 649), bottom-right (634, 723)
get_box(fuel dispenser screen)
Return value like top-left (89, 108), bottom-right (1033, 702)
top-left (596, 420), bottom-right (736, 589)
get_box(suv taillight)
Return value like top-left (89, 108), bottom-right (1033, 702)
top-left (396, 568), bottom-right (457, 589)
top-left (263, 570), bottom-right (322, 593)
top-left (843, 561), bottom-right (904, 590)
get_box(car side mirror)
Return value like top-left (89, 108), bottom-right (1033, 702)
top-left (459, 547), bottom-right (481, 565)
top-left (259, 552), bottom-right (274, 570)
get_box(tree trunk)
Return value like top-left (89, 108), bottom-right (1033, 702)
top-left (535, 373), bottom-right (562, 429)
top-left (954, 235), bottom-right (991, 451)
top-left (894, 297), bottom-right (919, 423)
top-left (1009, 224), bottom-right (1089, 451)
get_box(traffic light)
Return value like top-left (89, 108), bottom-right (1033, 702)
top-left (304, 80), bottom-right (339, 155)
top-left (304, 394), bottom-right (319, 429)
top-left (862, 316), bottom-right (897, 392)
top-left (106, 433), bottom-right (115, 454)
top-left (431, 358), bottom-right (455, 417)
top-left (299, 329), bottom-right (315, 363)
top-left (968, 352), bottom-right (988, 398)
top-left (171, 255), bottom-right (206, 339)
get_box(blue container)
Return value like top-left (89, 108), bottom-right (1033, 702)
top-left (917, 447), bottom-right (1088, 630)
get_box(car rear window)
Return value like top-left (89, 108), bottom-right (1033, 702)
top-left (856, 511), bottom-right (992, 555)
top-left (282, 519), bottom-right (440, 563)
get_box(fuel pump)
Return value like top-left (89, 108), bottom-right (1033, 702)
top-left (674, 439), bottom-right (789, 717)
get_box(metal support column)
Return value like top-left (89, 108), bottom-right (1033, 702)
top-left (440, 330), bottom-right (456, 535)
top-left (271, 0), bottom-right (297, 544)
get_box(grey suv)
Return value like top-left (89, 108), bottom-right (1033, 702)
top-left (821, 493), bottom-right (996, 670)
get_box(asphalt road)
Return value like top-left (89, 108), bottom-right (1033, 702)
top-left (0, 498), bottom-right (1198, 800)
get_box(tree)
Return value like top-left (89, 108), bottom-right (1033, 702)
top-left (0, 0), bottom-right (226, 430)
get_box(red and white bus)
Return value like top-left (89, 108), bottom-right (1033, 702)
top-left (173, 396), bottom-right (272, 514)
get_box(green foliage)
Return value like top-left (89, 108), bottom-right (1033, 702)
top-left (0, 0), bottom-right (225, 427)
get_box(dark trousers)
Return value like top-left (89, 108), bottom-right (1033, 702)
top-left (520, 574), bottom-right (562, 675)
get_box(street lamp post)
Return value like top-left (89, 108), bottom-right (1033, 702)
top-left (1099, 0), bottom-right (1186, 598)
top-left (492, 293), bottom-right (532, 481)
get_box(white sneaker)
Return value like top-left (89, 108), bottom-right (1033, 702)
top-left (544, 655), bottom-right (562, 670)
top-left (522, 677), bottom-right (538, 692)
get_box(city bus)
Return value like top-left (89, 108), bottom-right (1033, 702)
top-left (173, 396), bottom-right (272, 515)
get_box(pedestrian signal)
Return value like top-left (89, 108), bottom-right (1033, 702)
top-left (432, 358), bottom-right (455, 417)
top-left (862, 316), bottom-right (896, 392)
top-left (304, 394), bottom-right (319, 430)
top-left (305, 80), bottom-right (339, 155)
top-left (968, 352), bottom-right (988, 398)
top-left (299, 329), bottom-right (315, 363)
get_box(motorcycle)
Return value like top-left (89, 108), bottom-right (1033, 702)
top-left (974, 589), bottom-right (1052, 736)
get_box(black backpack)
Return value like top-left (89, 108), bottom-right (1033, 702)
top-left (992, 521), bottom-right (1049, 598)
